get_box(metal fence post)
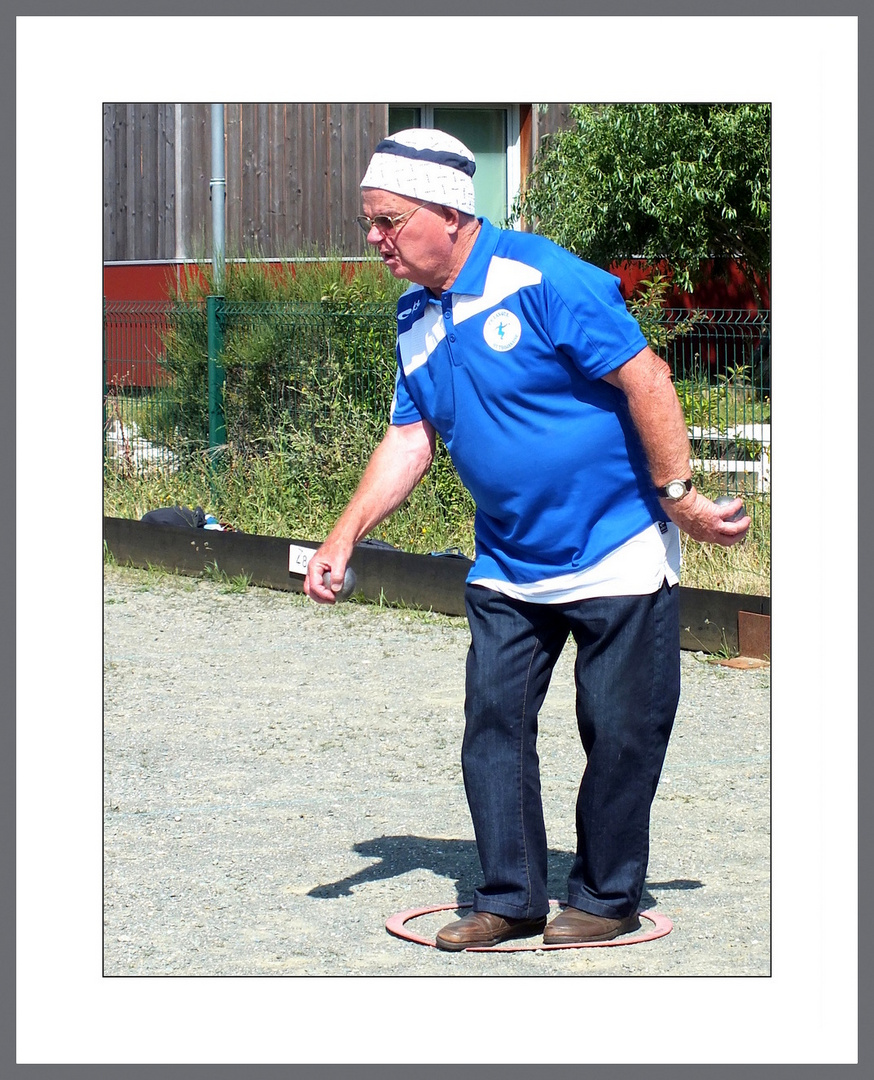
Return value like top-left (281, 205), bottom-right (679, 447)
top-left (103, 296), bottom-right (108, 464)
top-left (207, 295), bottom-right (226, 461)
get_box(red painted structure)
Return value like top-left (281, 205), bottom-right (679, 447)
top-left (103, 259), bottom-right (769, 389)
top-left (103, 258), bottom-right (768, 309)
top-left (104, 263), bottom-right (189, 303)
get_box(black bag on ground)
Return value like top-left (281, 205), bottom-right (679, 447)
top-left (141, 505), bottom-right (207, 529)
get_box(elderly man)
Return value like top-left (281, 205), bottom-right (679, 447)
top-left (304, 129), bottom-right (749, 951)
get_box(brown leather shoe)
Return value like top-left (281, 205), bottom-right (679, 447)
top-left (542, 907), bottom-right (641, 944)
top-left (435, 910), bottom-right (548, 951)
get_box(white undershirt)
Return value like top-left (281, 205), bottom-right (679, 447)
top-left (470, 521), bottom-right (681, 604)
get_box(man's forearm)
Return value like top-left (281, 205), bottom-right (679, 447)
top-left (604, 346), bottom-right (749, 546)
top-left (603, 346), bottom-right (692, 488)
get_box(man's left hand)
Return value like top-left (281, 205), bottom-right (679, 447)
top-left (662, 490), bottom-right (751, 547)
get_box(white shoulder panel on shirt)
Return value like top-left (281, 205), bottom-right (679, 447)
top-left (452, 257), bottom-right (543, 325)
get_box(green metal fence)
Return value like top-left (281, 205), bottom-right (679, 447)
top-left (104, 300), bottom-right (193, 474)
top-left (657, 308), bottom-right (770, 499)
top-left (103, 299), bottom-right (770, 504)
top-left (103, 299), bottom-right (399, 474)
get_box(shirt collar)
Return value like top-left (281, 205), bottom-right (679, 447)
top-left (442, 217), bottom-right (499, 299)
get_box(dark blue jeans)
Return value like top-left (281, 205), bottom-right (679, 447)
top-left (462, 581), bottom-right (680, 921)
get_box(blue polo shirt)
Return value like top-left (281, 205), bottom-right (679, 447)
top-left (390, 218), bottom-right (666, 589)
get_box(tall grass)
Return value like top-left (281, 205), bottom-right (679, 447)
top-left (103, 413), bottom-right (477, 556)
top-left (680, 478), bottom-right (770, 596)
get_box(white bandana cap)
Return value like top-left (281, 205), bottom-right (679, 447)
top-left (360, 128), bottom-right (476, 215)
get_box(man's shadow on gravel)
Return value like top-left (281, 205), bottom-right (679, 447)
top-left (307, 834), bottom-right (702, 908)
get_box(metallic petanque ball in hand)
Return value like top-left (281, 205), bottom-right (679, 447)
top-left (323, 566), bottom-right (357, 601)
top-left (714, 494), bottom-right (746, 522)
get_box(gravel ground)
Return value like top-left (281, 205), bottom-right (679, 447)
top-left (103, 564), bottom-right (771, 978)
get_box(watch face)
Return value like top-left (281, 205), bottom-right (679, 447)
top-left (667, 480), bottom-right (687, 500)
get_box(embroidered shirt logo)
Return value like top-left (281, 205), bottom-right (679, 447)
top-left (483, 308), bottom-right (522, 352)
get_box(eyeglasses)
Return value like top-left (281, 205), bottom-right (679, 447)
top-left (355, 203), bottom-right (426, 236)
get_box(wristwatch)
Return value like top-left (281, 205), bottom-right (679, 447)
top-left (656, 478), bottom-right (694, 501)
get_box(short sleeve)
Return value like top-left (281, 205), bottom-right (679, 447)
top-left (389, 360), bottom-right (424, 426)
top-left (544, 261), bottom-right (648, 380)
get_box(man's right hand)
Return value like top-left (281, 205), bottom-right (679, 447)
top-left (303, 545), bottom-right (352, 604)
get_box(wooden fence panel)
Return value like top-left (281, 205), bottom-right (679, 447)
top-left (534, 103), bottom-right (573, 146)
top-left (214, 102), bottom-right (389, 261)
top-left (103, 105), bottom-right (123, 260)
top-left (177, 103), bottom-right (210, 260)
top-left (103, 104), bottom-right (176, 262)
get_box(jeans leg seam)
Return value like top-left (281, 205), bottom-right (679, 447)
top-left (518, 638), bottom-right (540, 918)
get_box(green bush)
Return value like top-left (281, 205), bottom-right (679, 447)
top-left (158, 258), bottom-right (406, 449)
top-left (516, 103), bottom-right (770, 303)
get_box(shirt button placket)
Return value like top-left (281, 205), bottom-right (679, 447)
top-left (444, 303), bottom-right (457, 345)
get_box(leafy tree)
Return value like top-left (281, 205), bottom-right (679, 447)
top-left (517, 103), bottom-right (770, 302)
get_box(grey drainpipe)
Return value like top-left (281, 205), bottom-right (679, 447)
top-left (210, 104), bottom-right (226, 290)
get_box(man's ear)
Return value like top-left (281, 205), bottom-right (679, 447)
top-left (439, 204), bottom-right (461, 235)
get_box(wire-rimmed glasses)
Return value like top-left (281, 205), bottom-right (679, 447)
top-left (355, 203), bottom-right (426, 236)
